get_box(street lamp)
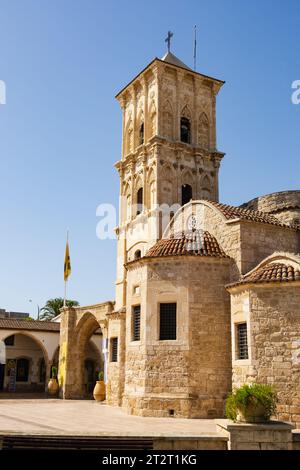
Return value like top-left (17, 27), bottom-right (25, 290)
top-left (29, 300), bottom-right (40, 320)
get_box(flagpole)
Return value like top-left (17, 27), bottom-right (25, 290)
top-left (64, 230), bottom-right (69, 308)
top-left (193, 25), bottom-right (197, 71)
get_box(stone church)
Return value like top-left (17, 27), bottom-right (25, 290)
top-left (58, 49), bottom-right (300, 425)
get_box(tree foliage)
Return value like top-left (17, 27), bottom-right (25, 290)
top-left (39, 297), bottom-right (79, 321)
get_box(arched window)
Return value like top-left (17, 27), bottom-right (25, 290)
top-left (180, 117), bottom-right (191, 144)
top-left (16, 358), bottom-right (29, 382)
top-left (134, 249), bottom-right (141, 260)
top-left (136, 187), bottom-right (143, 215)
top-left (139, 122), bottom-right (144, 145)
top-left (181, 184), bottom-right (193, 206)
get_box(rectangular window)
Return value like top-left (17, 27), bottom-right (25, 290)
top-left (132, 305), bottom-right (141, 341)
top-left (159, 303), bottom-right (177, 340)
top-left (237, 323), bottom-right (249, 360)
top-left (133, 285), bottom-right (140, 295)
top-left (111, 338), bottom-right (118, 362)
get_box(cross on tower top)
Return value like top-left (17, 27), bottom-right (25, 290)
top-left (165, 31), bottom-right (173, 53)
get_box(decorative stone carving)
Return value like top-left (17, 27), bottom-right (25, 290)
top-left (198, 113), bottom-right (210, 150)
top-left (162, 100), bottom-right (174, 140)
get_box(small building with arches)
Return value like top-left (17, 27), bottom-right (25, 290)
top-left (0, 317), bottom-right (102, 396)
top-left (0, 319), bottom-right (59, 393)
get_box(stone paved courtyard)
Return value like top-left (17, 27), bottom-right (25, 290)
top-left (0, 399), bottom-right (218, 437)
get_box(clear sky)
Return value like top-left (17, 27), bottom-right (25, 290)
top-left (0, 0), bottom-right (299, 317)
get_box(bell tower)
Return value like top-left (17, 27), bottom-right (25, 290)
top-left (114, 49), bottom-right (225, 310)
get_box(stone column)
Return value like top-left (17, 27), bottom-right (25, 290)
top-left (129, 160), bottom-right (135, 220)
top-left (192, 77), bottom-right (197, 145)
top-left (153, 65), bottom-right (161, 137)
top-left (141, 77), bottom-right (148, 143)
top-left (175, 71), bottom-right (184, 141)
top-left (213, 155), bottom-right (220, 202)
top-left (120, 97), bottom-right (126, 159)
top-left (58, 307), bottom-right (78, 399)
top-left (132, 86), bottom-right (137, 149)
top-left (141, 154), bottom-right (147, 211)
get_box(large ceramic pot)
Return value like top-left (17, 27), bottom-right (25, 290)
top-left (48, 378), bottom-right (59, 396)
top-left (93, 381), bottom-right (106, 402)
top-left (237, 404), bottom-right (268, 423)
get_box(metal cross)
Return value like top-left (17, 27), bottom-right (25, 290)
top-left (165, 31), bottom-right (173, 52)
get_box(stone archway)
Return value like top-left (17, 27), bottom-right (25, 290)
top-left (59, 309), bottom-right (107, 399)
top-left (58, 302), bottom-right (115, 400)
top-left (75, 313), bottom-right (104, 398)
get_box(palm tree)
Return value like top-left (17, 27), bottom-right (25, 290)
top-left (39, 298), bottom-right (79, 321)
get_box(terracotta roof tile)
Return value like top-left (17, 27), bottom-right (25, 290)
top-left (0, 318), bottom-right (60, 332)
top-left (145, 230), bottom-right (228, 259)
top-left (228, 262), bottom-right (300, 288)
top-left (208, 201), bottom-right (298, 229)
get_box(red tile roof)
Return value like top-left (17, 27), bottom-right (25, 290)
top-left (209, 201), bottom-right (298, 229)
top-left (0, 318), bottom-right (60, 332)
top-left (145, 231), bottom-right (228, 259)
top-left (228, 262), bottom-right (300, 288)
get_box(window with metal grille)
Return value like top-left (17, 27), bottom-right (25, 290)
top-left (159, 303), bottom-right (176, 340)
top-left (111, 338), bottom-right (118, 362)
top-left (132, 305), bottom-right (141, 341)
top-left (237, 323), bottom-right (249, 360)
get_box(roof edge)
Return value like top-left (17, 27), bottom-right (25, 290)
top-left (115, 57), bottom-right (225, 99)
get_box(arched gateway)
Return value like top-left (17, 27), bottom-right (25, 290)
top-left (58, 301), bottom-right (125, 404)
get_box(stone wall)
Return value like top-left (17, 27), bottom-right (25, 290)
top-left (124, 256), bottom-right (232, 418)
top-left (241, 190), bottom-right (300, 226)
top-left (230, 284), bottom-right (300, 427)
top-left (153, 436), bottom-right (227, 450)
top-left (216, 420), bottom-right (294, 450)
top-left (106, 312), bottom-right (126, 407)
top-left (239, 222), bottom-right (299, 274)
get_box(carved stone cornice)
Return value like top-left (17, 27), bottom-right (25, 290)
top-left (107, 309), bottom-right (126, 321)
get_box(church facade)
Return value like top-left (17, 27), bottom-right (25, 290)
top-left (58, 51), bottom-right (300, 425)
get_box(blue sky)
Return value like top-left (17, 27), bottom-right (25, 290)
top-left (0, 0), bottom-right (299, 316)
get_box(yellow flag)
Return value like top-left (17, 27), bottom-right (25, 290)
top-left (64, 240), bottom-right (71, 282)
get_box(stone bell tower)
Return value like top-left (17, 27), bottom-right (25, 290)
top-left (114, 48), bottom-right (225, 310)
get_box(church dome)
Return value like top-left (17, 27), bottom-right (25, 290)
top-left (145, 230), bottom-right (228, 259)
